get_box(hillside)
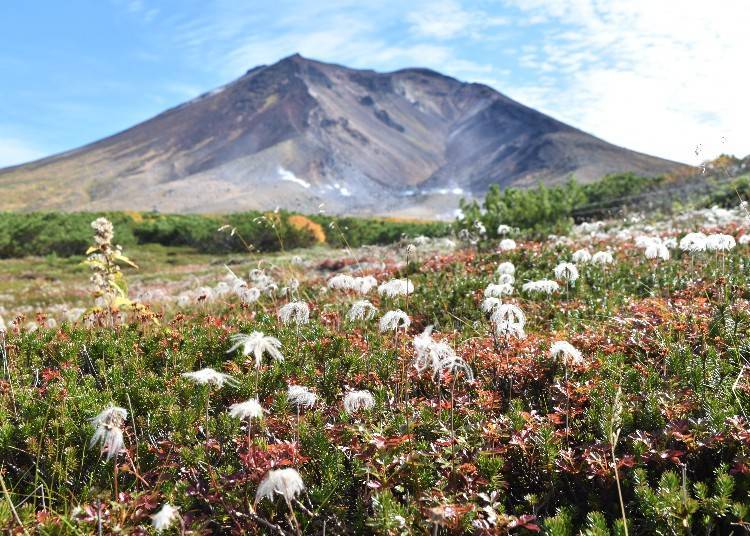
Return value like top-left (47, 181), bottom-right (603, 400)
top-left (0, 54), bottom-right (683, 218)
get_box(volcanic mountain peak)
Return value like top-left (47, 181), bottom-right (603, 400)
top-left (0, 54), bottom-right (682, 218)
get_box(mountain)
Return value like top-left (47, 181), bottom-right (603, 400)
top-left (0, 54), bottom-right (684, 218)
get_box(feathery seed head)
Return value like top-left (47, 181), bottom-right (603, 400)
top-left (378, 279), bottom-right (414, 298)
top-left (228, 398), bottom-right (264, 421)
top-left (343, 390), bottom-right (376, 414)
top-left (379, 309), bottom-right (411, 332)
top-left (287, 385), bottom-right (317, 408)
top-left (680, 232), bottom-right (707, 253)
top-left (327, 274), bottom-right (357, 291)
top-left (591, 251), bottom-right (614, 266)
top-left (572, 249), bottom-right (592, 263)
top-left (151, 503), bottom-right (179, 532)
top-left (554, 262), bottom-right (579, 283)
top-left (255, 468), bottom-right (305, 505)
top-left (496, 261), bottom-right (515, 276)
top-left (181, 368), bottom-right (237, 388)
top-left (346, 300), bottom-right (378, 322)
top-left (278, 301), bottom-right (310, 325)
top-left (550, 340), bottom-right (584, 366)
top-left (228, 332), bottom-right (284, 368)
top-left (522, 279), bottom-right (560, 294)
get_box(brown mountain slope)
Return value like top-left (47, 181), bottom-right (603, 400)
top-left (0, 54), bottom-right (683, 218)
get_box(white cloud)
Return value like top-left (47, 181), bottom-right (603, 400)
top-left (503, 0), bottom-right (750, 162)
top-left (0, 137), bottom-right (46, 168)
top-left (406, 1), bottom-right (508, 39)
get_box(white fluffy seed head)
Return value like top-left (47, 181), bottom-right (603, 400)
top-left (255, 468), bottom-right (305, 505)
top-left (278, 301), bottom-right (310, 325)
top-left (327, 274), bottom-right (357, 291)
top-left (680, 232), bottom-right (707, 253)
top-left (550, 341), bottom-right (584, 366)
top-left (287, 385), bottom-right (317, 408)
top-left (572, 249), bottom-right (592, 263)
top-left (343, 390), bottom-right (376, 414)
top-left (228, 332), bottom-right (284, 368)
top-left (481, 297), bottom-right (501, 314)
top-left (499, 238), bottom-right (517, 251)
top-left (346, 300), bottom-right (377, 322)
top-left (151, 503), bottom-right (179, 532)
top-left (591, 251), bottom-right (614, 266)
top-left (353, 276), bottom-right (378, 294)
top-left (379, 309), bottom-right (411, 332)
top-left (484, 283), bottom-right (513, 298)
top-left (228, 399), bottom-right (264, 421)
top-left (706, 233), bottom-right (736, 252)
top-left (496, 261), bottom-right (515, 276)
top-left (89, 406), bottom-right (128, 461)
top-left (554, 262), bottom-right (579, 283)
top-left (522, 279), bottom-right (560, 294)
top-left (181, 368), bottom-right (237, 388)
top-left (645, 243), bottom-right (670, 261)
top-left (378, 279), bottom-right (414, 298)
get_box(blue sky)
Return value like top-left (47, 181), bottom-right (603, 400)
top-left (1, 0), bottom-right (747, 167)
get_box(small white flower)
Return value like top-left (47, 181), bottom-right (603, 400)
top-left (343, 390), bottom-right (376, 413)
top-left (255, 468), bottom-right (305, 504)
top-left (181, 368), bottom-right (237, 388)
top-left (287, 385), bottom-right (317, 408)
top-left (278, 301), bottom-right (310, 325)
top-left (378, 279), bottom-right (414, 298)
top-left (379, 310), bottom-right (411, 332)
top-left (572, 249), bottom-right (592, 263)
top-left (228, 399), bottom-right (264, 421)
top-left (550, 341), bottom-right (584, 366)
top-left (497, 224), bottom-right (512, 236)
top-left (228, 332), bottom-right (284, 368)
top-left (346, 300), bottom-right (378, 322)
top-left (499, 238), bottom-right (516, 251)
top-left (554, 262), bottom-right (579, 283)
top-left (151, 503), bottom-right (179, 532)
top-left (522, 279), bottom-right (560, 294)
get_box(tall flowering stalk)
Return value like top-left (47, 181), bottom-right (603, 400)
top-left (84, 217), bottom-right (139, 318)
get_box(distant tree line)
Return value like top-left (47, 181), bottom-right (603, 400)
top-left (0, 211), bottom-right (449, 258)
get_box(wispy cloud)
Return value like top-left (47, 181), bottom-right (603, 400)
top-left (406, 0), bottom-right (508, 39)
top-left (502, 0), bottom-right (750, 162)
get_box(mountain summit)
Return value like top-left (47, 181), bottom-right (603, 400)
top-left (0, 54), bottom-right (681, 217)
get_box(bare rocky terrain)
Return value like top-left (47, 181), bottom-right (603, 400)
top-left (0, 54), bottom-right (682, 218)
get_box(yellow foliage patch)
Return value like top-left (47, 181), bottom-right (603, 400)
top-left (124, 211), bottom-right (144, 223)
top-left (288, 214), bottom-right (326, 243)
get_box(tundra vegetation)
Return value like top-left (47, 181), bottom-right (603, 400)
top-left (1, 179), bottom-right (750, 534)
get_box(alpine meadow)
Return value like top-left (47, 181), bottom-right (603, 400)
top-left (1, 2), bottom-right (750, 534)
